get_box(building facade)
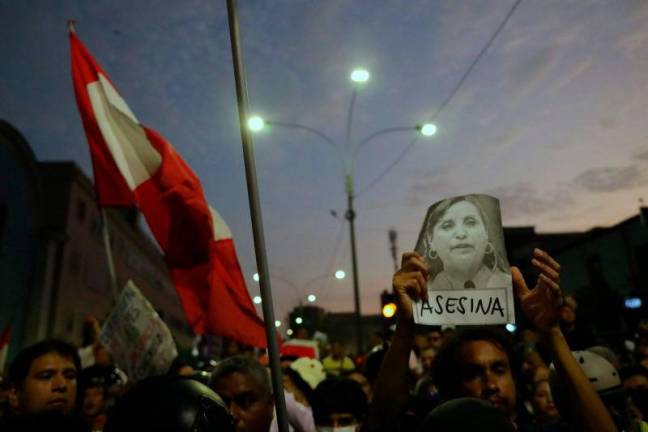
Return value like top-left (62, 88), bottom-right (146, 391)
top-left (0, 120), bottom-right (194, 363)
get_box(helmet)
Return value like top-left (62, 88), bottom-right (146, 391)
top-left (104, 376), bottom-right (234, 432)
top-left (570, 350), bottom-right (620, 392)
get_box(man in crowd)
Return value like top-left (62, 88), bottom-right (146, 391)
top-left (210, 356), bottom-right (275, 432)
top-left (312, 377), bottom-right (367, 430)
top-left (365, 248), bottom-right (616, 432)
top-left (6, 339), bottom-right (80, 416)
top-left (322, 341), bottom-right (356, 376)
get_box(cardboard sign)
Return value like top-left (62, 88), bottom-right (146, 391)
top-left (100, 281), bottom-right (178, 380)
top-left (413, 194), bottom-right (514, 325)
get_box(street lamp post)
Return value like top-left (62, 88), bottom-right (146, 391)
top-left (249, 69), bottom-right (436, 354)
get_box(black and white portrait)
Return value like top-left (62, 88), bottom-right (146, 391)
top-left (414, 194), bottom-right (514, 325)
top-left (416, 194), bottom-right (511, 290)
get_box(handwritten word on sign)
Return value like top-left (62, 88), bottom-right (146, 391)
top-left (414, 288), bottom-right (513, 325)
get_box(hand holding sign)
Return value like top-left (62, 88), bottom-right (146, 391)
top-left (392, 252), bottom-right (429, 321)
top-left (512, 248), bottom-right (562, 332)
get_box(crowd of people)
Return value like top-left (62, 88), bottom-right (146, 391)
top-left (1, 248), bottom-right (648, 431)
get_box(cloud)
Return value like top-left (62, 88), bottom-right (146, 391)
top-left (636, 150), bottom-right (648, 161)
top-left (616, 30), bottom-right (648, 61)
top-left (508, 45), bottom-right (560, 101)
top-left (486, 183), bottom-right (574, 220)
top-left (573, 165), bottom-right (648, 192)
top-left (552, 58), bottom-right (593, 92)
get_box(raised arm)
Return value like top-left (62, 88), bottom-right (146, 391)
top-left (513, 249), bottom-right (617, 432)
top-left (363, 252), bottom-right (428, 432)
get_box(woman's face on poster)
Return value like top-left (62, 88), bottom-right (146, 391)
top-left (430, 200), bottom-right (488, 274)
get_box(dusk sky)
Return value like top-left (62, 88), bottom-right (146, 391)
top-left (2, 0), bottom-right (648, 325)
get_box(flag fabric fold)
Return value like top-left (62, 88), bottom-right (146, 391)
top-left (69, 31), bottom-right (267, 348)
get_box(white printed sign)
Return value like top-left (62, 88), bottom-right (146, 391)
top-left (413, 194), bottom-right (515, 325)
top-left (100, 280), bottom-right (178, 380)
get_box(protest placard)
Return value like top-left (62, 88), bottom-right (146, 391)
top-left (413, 194), bottom-right (514, 325)
top-left (100, 280), bottom-right (178, 380)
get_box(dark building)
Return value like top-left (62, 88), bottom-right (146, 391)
top-left (0, 120), bottom-right (193, 364)
top-left (503, 213), bottom-right (648, 341)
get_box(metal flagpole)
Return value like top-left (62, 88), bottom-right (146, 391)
top-left (224, 1), bottom-right (289, 431)
top-left (69, 21), bottom-right (120, 301)
top-left (100, 209), bottom-right (121, 300)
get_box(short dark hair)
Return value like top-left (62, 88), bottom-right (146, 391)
top-left (209, 356), bottom-right (271, 398)
top-left (432, 327), bottom-right (518, 400)
top-left (8, 339), bottom-right (81, 388)
top-left (312, 377), bottom-right (367, 425)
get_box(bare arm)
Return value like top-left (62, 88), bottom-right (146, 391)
top-left (363, 252), bottom-right (428, 432)
top-left (513, 249), bottom-right (617, 432)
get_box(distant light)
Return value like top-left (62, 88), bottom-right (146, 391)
top-left (248, 116), bottom-right (265, 132)
top-left (382, 303), bottom-right (397, 319)
top-left (420, 123), bottom-right (438, 137)
top-left (505, 323), bottom-right (517, 333)
top-left (350, 68), bottom-right (370, 83)
top-left (335, 270), bottom-right (346, 280)
top-left (253, 273), bottom-right (259, 282)
top-left (286, 329), bottom-right (294, 336)
top-left (295, 317), bottom-right (303, 325)
top-left (253, 296), bottom-right (262, 304)
top-left (275, 320), bottom-right (282, 328)
top-left (625, 297), bottom-right (642, 309)
top-left (307, 294), bottom-right (317, 303)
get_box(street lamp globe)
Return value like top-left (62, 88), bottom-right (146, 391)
top-left (286, 329), bottom-right (293, 336)
top-left (420, 123), bottom-right (438, 137)
top-left (275, 320), bottom-right (282, 328)
top-left (335, 270), bottom-right (346, 280)
top-left (295, 317), bottom-right (303, 325)
top-left (248, 116), bottom-right (265, 132)
top-left (253, 296), bottom-right (262, 304)
top-left (307, 294), bottom-right (317, 303)
top-left (350, 68), bottom-right (370, 83)
top-left (253, 273), bottom-right (259, 282)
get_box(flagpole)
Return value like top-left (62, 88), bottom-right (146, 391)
top-left (100, 209), bottom-right (121, 299)
top-left (225, 1), bottom-right (289, 431)
top-left (68, 20), bottom-right (120, 301)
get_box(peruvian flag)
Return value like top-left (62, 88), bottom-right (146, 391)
top-left (69, 30), bottom-right (267, 348)
top-left (0, 326), bottom-right (10, 373)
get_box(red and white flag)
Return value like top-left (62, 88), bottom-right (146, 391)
top-left (69, 30), bottom-right (267, 348)
top-left (0, 326), bottom-right (11, 373)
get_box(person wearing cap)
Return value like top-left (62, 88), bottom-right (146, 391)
top-left (363, 248), bottom-right (617, 432)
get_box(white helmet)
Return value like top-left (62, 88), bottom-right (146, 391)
top-left (568, 350), bottom-right (621, 392)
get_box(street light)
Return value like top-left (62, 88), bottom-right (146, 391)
top-left (335, 270), bottom-right (346, 280)
top-left (253, 295), bottom-right (262, 304)
top-left (275, 320), bottom-right (282, 328)
top-left (420, 123), bottom-right (438, 137)
top-left (248, 116), bottom-right (265, 132)
top-left (295, 317), bottom-right (303, 325)
top-left (307, 294), bottom-right (317, 303)
top-left (248, 68), bottom-right (437, 354)
top-left (350, 68), bottom-right (370, 83)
